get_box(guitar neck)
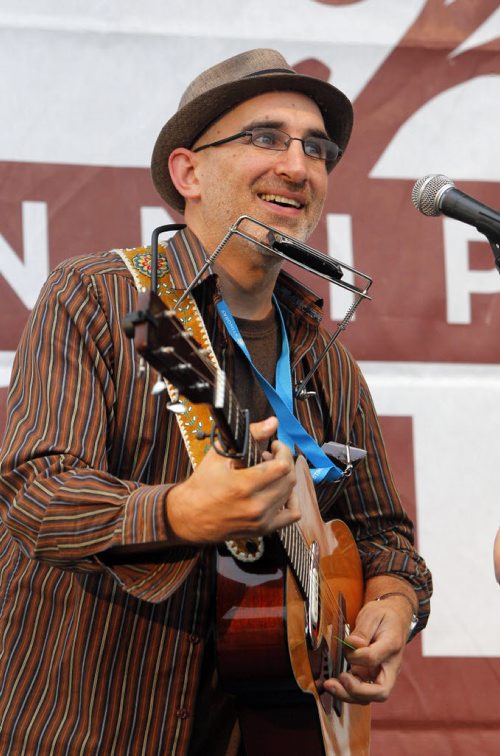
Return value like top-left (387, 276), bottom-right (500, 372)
top-left (209, 371), bottom-right (263, 468)
top-left (213, 363), bottom-right (310, 601)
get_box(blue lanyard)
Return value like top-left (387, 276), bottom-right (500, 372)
top-left (216, 298), bottom-right (343, 483)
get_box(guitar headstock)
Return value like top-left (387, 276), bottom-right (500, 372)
top-left (124, 289), bottom-right (258, 464)
top-left (123, 289), bottom-right (216, 405)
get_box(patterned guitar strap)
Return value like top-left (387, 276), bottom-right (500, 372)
top-left (118, 245), bottom-right (264, 562)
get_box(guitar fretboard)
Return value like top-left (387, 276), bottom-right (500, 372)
top-left (221, 377), bottom-right (311, 601)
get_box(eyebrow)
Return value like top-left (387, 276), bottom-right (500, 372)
top-left (242, 119), bottom-right (331, 141)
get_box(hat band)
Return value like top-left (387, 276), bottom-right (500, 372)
top-left (244, 68), bottom-right (294, 78)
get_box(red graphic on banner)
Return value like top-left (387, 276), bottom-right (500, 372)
top-left (376, 417), bottom-right (500, 754)
top-left (296, 0), bottom-right (500, 364)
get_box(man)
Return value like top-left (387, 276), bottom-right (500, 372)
top-left (0, 49), bottom-right (431, 753)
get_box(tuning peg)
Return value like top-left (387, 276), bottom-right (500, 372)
top-left (167, 401), bottom-right (186, 414)
top-left (151, 379), bottom-right (167, 395)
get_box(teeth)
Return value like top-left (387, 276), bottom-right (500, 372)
top-left (260, 193), bottom-right (302, 208)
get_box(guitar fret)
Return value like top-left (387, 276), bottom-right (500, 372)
top-left (252, 443), bottom-right (258, 467)
top-left (292, 529), bottom-right (300, 581)
top-left (281, 526), bottom-right (290, 555)
top-left (301, 534), bottom-right (309, 594)
top-left (246, 442), bottom-right (252, 468)
top-left (297, 530), bottom-right (306, 592)
top-left (234, 408), bottom-right (240, 444)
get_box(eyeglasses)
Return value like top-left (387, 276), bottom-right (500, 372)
top-left (192, 127), bottom-right (342, 171)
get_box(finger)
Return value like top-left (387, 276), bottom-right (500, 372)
top-left (345, 625), bottom-right (403, 667)
top-left (269, 439), bottom-right (296, 475)
top-left (261, 483), bottom-right (302, 533)
top-left (234, 441), bottom-right (296, 497)
top-left (269, 499), bottom-right (301, 531)
top-left (249, 416), bottom-right (278, 443)
top-left (323, 672), bottom-right (387, 705)
top-left (343, 638), bottom-right (380, 667)
top-left (286, 487), bottom-right (300, 518)
top-left (200, 442), bottom-right (295, 507)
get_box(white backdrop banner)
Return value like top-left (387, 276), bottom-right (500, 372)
top-left (1, 1), bottom-right (499, 753)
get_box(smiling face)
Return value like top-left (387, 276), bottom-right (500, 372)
top-left (181, 91), bottom-right (331, 252)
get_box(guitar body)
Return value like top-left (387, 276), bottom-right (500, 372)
top-left (216, 456), bottom-right (370, 756)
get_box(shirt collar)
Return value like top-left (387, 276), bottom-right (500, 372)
top-left (160, 226), bottom-right (211, 290)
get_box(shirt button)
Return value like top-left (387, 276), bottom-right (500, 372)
top-left (176, 708), bottom-right (189, 720)
top-left (189, 634), bottom-right (200, 644)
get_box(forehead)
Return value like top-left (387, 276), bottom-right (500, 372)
top-left (207, 91), bottom-right (326, 136)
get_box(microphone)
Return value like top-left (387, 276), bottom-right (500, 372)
top-left (411, 174), bottom-right (500, 241)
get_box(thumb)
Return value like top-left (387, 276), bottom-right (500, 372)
top-left (346, 631), bottom-right (370, 650)
top-left (346, 618), bottom-right (377, 649)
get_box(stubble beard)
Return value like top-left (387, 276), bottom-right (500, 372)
top-left (199, 177), bottom-right (324, 265)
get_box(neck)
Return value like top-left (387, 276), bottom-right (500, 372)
top-left (214, 246), bottom-right (281, 319)
top-left (185, 214), bottom-right (283, 319)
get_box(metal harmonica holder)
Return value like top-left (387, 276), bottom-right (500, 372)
top-left (149, 216), bottom-right (373, 399)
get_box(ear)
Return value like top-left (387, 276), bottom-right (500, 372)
top-left (168, 148), bottom-right (201, 204)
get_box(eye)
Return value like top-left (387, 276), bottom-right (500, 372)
top-left (304, 138), bottom-right (324, 159)
top-left (252, 129), bottom-right (283, 148)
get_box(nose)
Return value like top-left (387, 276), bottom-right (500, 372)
top-left (274, 139), bottom-right (308, 183)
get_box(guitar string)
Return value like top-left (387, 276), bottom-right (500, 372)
top-left (283, 519), bottom-right (349, 633)
top-left (244, 420), bottom-right (350, 632)
top-left (225, 341), bottom-right (355, 634)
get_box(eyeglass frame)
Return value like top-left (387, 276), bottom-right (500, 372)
top-left (192, 127), bottom-right (342, 172)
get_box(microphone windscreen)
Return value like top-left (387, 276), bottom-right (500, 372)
top-left (411, 174), bottom-right (455, 216)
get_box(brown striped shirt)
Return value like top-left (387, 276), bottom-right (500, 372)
top-left (0, 228), bottom-right (432, 754)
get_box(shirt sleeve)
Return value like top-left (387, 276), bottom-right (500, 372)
top-left (0, 261), bottom-right (198, 603)
top-left (315, 348), bottom-right (432, 633)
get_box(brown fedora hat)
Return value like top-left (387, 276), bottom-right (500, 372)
top-left (151, 48), bottom-right (353, 212)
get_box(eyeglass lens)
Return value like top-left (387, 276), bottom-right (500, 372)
top-left (249, 128), bottom-right (339, 163)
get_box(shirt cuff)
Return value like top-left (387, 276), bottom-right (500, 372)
top-left (99, 483), bottom-right (200, 603)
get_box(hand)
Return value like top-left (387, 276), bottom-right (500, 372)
top-left (323, 594), bottom-right (412, 704)
top-left (165, 416), bottom-right (300, 545)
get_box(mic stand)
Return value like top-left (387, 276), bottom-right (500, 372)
top-left (148, 216), bottom-right (373, 400)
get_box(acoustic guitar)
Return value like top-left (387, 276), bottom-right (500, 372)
top-left (126, 290), bottom-right (371, 756)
